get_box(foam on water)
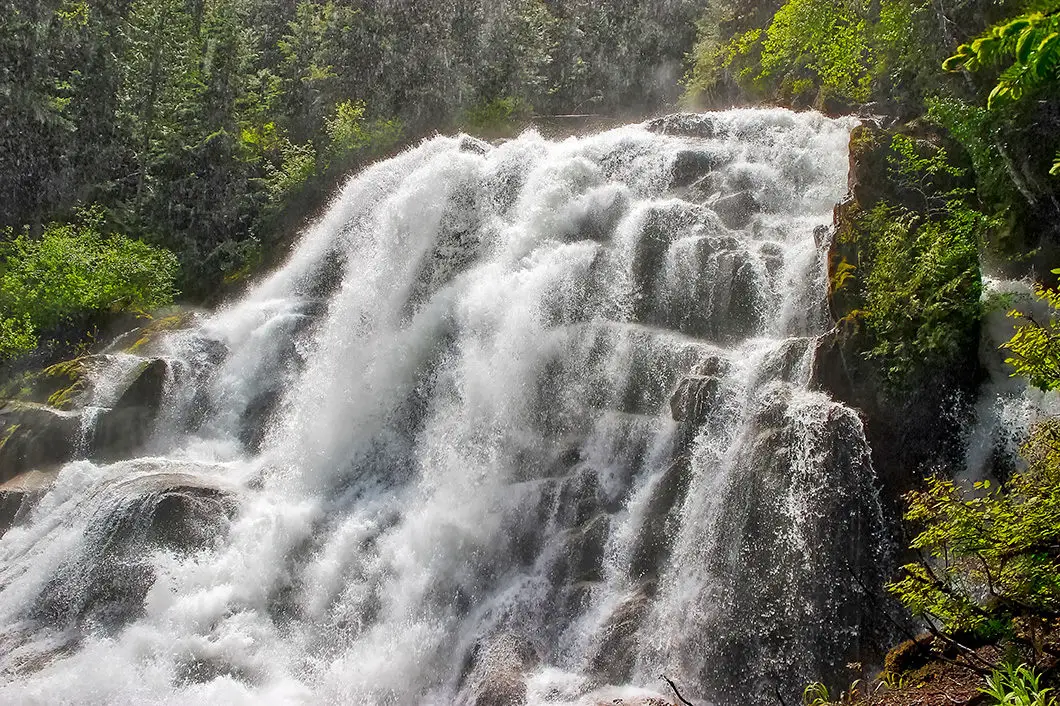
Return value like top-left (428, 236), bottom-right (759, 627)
top-left (0, 110), bottom-right (889, 705)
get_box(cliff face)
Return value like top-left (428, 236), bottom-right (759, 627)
top-left (814, 121), bottom-right (985, 507)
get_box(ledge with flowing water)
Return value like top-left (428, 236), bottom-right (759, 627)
top-left (0, 109), bottom-right (893, 705)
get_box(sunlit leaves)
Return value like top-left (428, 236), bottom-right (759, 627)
top-left (944, 8), bottom-right (1060, 109)
top-left (888, 437), bottom-right (1060, 637)
top-left (1003, 282), bottom-right (1060, 391)
top-left (0, 207), bottom-right (179, 358)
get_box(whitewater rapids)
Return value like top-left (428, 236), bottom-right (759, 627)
top-left (0, 109), bottom-right (889, 705)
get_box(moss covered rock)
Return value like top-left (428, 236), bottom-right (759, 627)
top-left (814, 121), bottom-right (986, 498)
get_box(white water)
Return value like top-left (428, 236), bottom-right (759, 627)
top-left (0, 110), bottom-right (888, 705)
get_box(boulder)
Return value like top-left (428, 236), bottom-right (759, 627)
top-left (0, 469), bottom-right (59, 535)
top-left (32, 468), bottom-right (237, 629)
top-left (645, 113), bottom-right (717, 139)
top-left (550, 513), bottom-right (610, 585)
top-left (460, 632), bottom-right (539, 706)
top-left (588, 580), bottom-right (655, 684)
top-left (627, 457), bottom-right (692, 581)
top-left (670, 150), bottom-right (718, 188)
top-left (91, 358), bottom-right (170, 460)
top-left (0, 402), bottom-right (80, 483)
top-left (709, 190), bottom-right (760, 230)
top-left (669, 376), bottom-right (720, 427)
top-left (459, 135), bottom-right (491, 155)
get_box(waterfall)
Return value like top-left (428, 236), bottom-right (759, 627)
top-left (0, 109), bottom-right (889, 705)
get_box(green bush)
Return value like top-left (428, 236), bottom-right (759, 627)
top-left (462, 95), bottom-right (532, 133)
top-left (0, 207), bottom-right (179, 358)
top-left (758, 0), bottom-right (874, 102)
top-left (861, 201), bottom-right (985, 385)
top-left (888, 279), bottom-right (1060, 654)
top-left (1004, 278), bottom-right (1060, 391)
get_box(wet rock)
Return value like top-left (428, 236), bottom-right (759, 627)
top-left (115, 358), bottom-right (169, 410)
top-left (460, 632), bottom-right (539, 706)
top-left (588, 580), bottom-right (655, 684)
top-left (551, 513), bottom-right (610, 585)
top-left (0, 469), bottom-right (58, 535)
top-left (119, 309), bottom-right (196, 354)
top-left (709, 190), bottom-right (760, 230)
top-left (33, 469), bottom-right (237, 629)
top-left (0, 402), bottom-right (80, 483)
top-left (459, 135), bottom-right (491, 155)
top-left (627, 456), bottom-right (692, 581)
top-left (645, 113), bottom-right (717, 139)
top-left (670, 150), bottom-right (718, 188)
top-left (92, 358), bottom-right (169, 460)
top-left (239, 386), bottom-right (282, 452)
top-left (669, 376), bottom-right (720, 426)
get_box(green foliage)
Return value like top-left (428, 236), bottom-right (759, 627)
top-left (944, 7), bottom-right (1060, 108)
top-left (1, 0), bottom-right (704, 304)
top-left (683, 0), bottom-right (941, 109)
top-left (861, 201), bottom-right (985, 384)
top-left (686, 0), bottom-right (876, 104)
top-left (325, 100), bottom-right (402, 159)
top-left (758, 0), bottom-right (874, 102)
top-left (803, 682), bottom-right (832, 706)
top-left (888, 419), bottom-right (1060, 638)
top-left (0, 317), bottom-right (37, 360)
top-left (0, 207), bottom-right (178, 358)
top-left (981, 663), bottom-right (1057, 706)
top-left (1003, 280), bottom-right (1060, 391)
top-left (463, 96), bottom-right (532, 133)
top-left (843, 133), bottom-right (989, 386)
top-left (926, 98), bottom-right (1017, 210)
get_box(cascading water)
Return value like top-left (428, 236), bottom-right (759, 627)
top-left (0, 109), bottom-right (891, 705)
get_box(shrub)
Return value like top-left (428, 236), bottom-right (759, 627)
top-left (888, 418), bottom-right (1060, 641)
top-left (0, 207), bottom-right (179, 358)
top-left (1003, 277), bottom-right (1060, 391)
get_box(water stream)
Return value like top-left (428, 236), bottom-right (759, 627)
top-left (0, 109), bottom-right (891, 705)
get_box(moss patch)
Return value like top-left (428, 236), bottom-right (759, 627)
top-left (125, 311), bottom-right (194, 353)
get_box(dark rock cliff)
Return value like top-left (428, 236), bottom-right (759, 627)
top-left (813, 121), bottom-right (985, 507)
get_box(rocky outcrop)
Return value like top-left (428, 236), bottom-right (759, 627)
top-left (90, 357), bottom-right (170, 461)
top-left (813, 121), bottom-right (984, 500)
top-left (0, 402), bottom-right (81, 483)
top-left (0, 469), bottom-right (59, 534)
top-left (460, 633), bottom-right (540, 706)
top-left (0, 356), bottom-right (173, 514)
top-left (588, 580), bottom-right (656, 685)
top-left (32, 468), bottom-right (237, 629)
top-left (645, 113), bottom-right (717, 139)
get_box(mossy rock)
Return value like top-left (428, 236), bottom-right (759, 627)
top-left (125, 310), bottom-right (195, 354)
top-left (0, 401), bottom-right (80, 483)
top-left (0, 357), bottom-right (92, 410)
top-left (41, 358), bottom-right (90, 410)
top-left (882, 635), bottom-right (933, 676)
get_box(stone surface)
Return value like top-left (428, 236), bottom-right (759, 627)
top-left (710, 190), bottom-right (760, 229)
top-left (0, 402), bottom-right (80, 484)
top-left (32, 469), bottom-right (237, 629)
top-left (645, 113), bottom-right (717, 139)
top-left (0, 469), bottom-right (59, 535)
top-left (670, 150), bottom-right (718, 188)
top-left (91, 358), bottom-right (170, 460)
top-left (461, 632), bottom-right (539, 706)
top-left (588, 580), bottom-right (655, 684)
